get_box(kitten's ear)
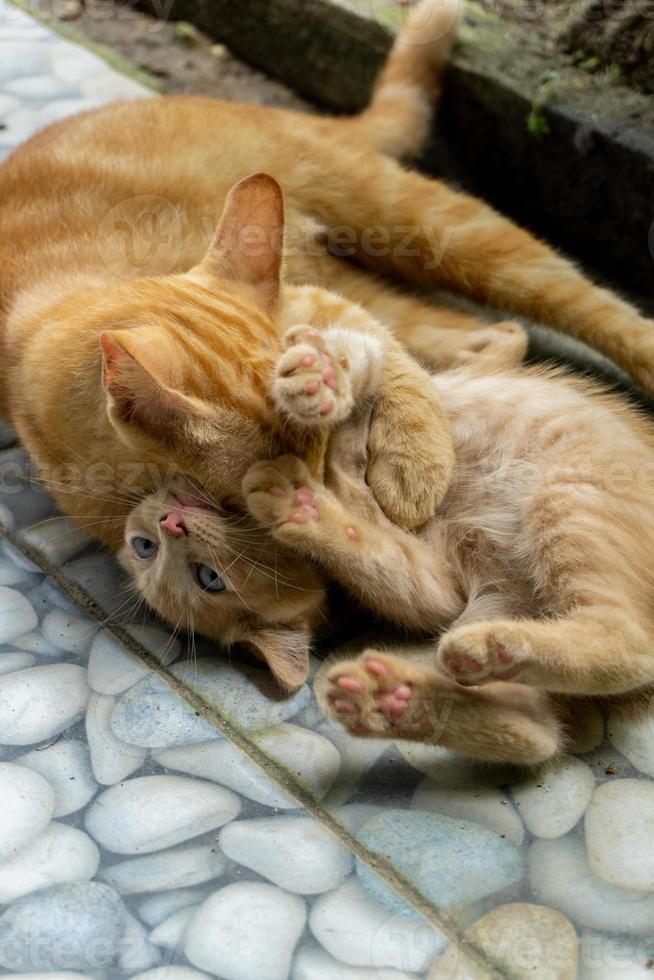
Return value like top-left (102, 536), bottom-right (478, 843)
top-left (101, 330), bottom-right (213, 438)
top-left (244, 622), bottom-right (310, 692)
top-left (196, 173), bottom-right (284, 315)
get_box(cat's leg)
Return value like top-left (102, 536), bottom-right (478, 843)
top-left (306, 153), bottom-right (654, 393)
top-left (243, 453), bottom-right (463, 630)
top-left (318, 650), bottom-right (563, 764)
top-left (289, 251), bottom-right (528, 372)
top-left (280, 284), bottom-right (455, 528)
top-left (437, 607), bottom-right (654, 696)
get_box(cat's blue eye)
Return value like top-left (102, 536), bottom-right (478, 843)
top-left (131, 536), bottom-right (158, 559)
top-left (195, 563), bottom-right (226, 592)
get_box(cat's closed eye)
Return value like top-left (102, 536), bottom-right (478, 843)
top-left (194, 563), bottom-right (226, 592)
top-left (131, 536), bottom-right (158, 559)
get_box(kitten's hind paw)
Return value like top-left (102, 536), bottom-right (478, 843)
top-left (325, 651), bottom-right (450, 740)
top-left (437, 622), bottom-right (530, 686)
top-left (273, 326), bottom-right (353, 427)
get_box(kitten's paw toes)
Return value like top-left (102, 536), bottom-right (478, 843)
top-left (454, 321), bottom-right (527, 370)
top-left (274, 327), bottom-right (353, 427)
top-left (437, 624), bottom-right (528, 686)
top-left (325, 652), bottom-right (416, 735)
top-left (242, 456), bottom-right (319, 527)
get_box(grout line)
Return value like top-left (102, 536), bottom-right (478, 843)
top-left (0, 521), bottom-right (511, 978)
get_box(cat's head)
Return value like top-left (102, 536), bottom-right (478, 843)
top-left (120, 479), bottom-right (327, 691)
top-left (96, 173), bottom-right (291, 501)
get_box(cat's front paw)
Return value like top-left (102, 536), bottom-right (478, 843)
top-left (243, 455), bottom-right (320, 529)
top-left (437, 622), bottom-right (530, 686)
top-left (273, 326), bottom-right (353, 427)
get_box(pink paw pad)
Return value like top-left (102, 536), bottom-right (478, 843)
top-left (337, 676), bottom-right (365, 695)
top-left (379, 685), bottom-right (412, 721)
top-left (294, 487), bottom-right (315, 507)
top-left (345, 526), bottom-right (358, 541)
top-left (301, 354), bottom-right (316, 368)
top-left (366, 659), bottom-right (390, 678)
top-left (268, 486), bottom-right (285, 498)
top-left (319, 397), bottom-right (334, 416)
top-left (497, 643), bottom-right (513, 664)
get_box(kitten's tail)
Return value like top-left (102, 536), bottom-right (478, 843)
top-left (344, 0), bottom-right (462, 160)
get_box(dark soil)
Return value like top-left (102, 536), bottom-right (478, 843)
top-left (54, 1), bottom-right (311, 109)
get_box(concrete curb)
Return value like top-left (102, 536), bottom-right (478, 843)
top-left (144, 0), bottom-right (654, 305)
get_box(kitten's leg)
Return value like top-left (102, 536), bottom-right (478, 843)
top-left (437, 607), bottom-right (654, 696)
top-left (243, 454), bottom-right (463, 630)
top-left (318, 650), bottom-right (563, 765)
top-left (280, 284), bottom-right (455, 528)
top-left (273, 325), bottom-right (383, 428)
top-left (308, 156), bottom-right (654, 392)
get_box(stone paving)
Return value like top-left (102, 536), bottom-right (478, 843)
top-left (2, 2), bottom-right (654, 978)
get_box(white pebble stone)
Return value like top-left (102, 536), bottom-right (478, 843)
top-left (50, 44), bottom-right (106, 83)
top-left (0, 501), bottom-right (16, 529)
top-left (292, 944), bottom-right (424, 980)
top-left (13, 630), bottom-right (63, 657)
top-left (585, 778), bottom-right (654, 890)
top-left (529, 836), bottom-right (654, 935)
top-left (149, 905), bottom-right (198, 949)
top-left (608, 709), bottom-right (654, 775)
top-left (138, 888), bottom-right (206, 927)
top-left (0, 557), bottom-right (37, 586)
top-left (0, 587), bottom-right (38, 644)
top-left (88, 628), bottom-right (178, 695)
top-left (100, 842), bottom-right (227, 894)
top-left (0, 881), bottom-right (126, 970)
top-left (0, 652), bottom-right (36, 674)
top-left (16, 740), bottom-right (97, 816)
top-left (510, 755), bottom-right (595, 838)
top-left (184, 882), bottom-right (306, 980)
top-left (132, 970), bottom-right (211, 980)
top-left (85, 693), bottom-right (147, 785)
top-left (41, 609), bottom-right (97, 656)
top-left (413, 778), bottom-right (524, 845)
top-left (579, 931), bottom-right (654, 978)
top-left (85, 775), bottom-right (241, 853)
top-left (122, 623), bottom-right (183, 664)
top-left (0, 664), bottom-right (88, 745)
top-left (220, 816), bottom-right (352, 894)
top-left (120, 912), bottom-right (160, 974)
top-left (21, 519), bottom-right (92, 565)
top-left (1, 542), bottom-right (41, 574)
top-left (155, 723), bottom-right (340, 808)
top-left (5, 74), bottom-right (77, 99)
top-left (0, 762), bottom-right (55, 860)
top-left (0, 975), bottom-right (93, 980)
top-left (309, 879), bottom-right (446, 973)
top-left (0, 822), bottom-right (99, 903)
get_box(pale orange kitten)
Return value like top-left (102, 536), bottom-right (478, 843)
top-left (244, 358), bottom-right (654, 764)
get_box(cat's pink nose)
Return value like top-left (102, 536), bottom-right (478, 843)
top-left (160, 510), bottom-right (187, 538)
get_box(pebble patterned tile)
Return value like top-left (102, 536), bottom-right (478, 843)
top-left (2, 2), bottom-right (654, 978)
top-left (0, 0), bottom-right (150, 162)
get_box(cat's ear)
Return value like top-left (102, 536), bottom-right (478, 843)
top-left (101, 330), bottom-right (214, 438)
top-left (244, 622), bottom-right (310, 692)
top-left (196, 173), bottom-right (284, 315)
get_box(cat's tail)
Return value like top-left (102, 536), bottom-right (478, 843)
top-left (338, 0), bottom-right (462, 160)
